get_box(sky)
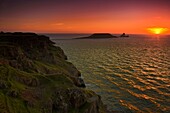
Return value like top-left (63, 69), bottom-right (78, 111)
top-left (0, 0), bottom-right (170, 34)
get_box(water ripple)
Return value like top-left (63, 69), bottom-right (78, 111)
top-left (53, 36), bottom-right (170, 112)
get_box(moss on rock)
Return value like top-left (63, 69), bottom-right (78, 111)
top-left (0, 32), bottom-right (107, 113)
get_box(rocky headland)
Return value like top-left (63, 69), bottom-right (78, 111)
top-left (120, 33), bottom-right (129, 37)
top-left (74, 33), bottom-right (117, 39)
top-left (0, 32), bottom-right (109, 113)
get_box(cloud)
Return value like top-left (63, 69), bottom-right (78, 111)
top-left (52, 23), bottom-right (64, 26)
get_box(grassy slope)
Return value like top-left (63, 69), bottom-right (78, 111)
top-left (0, 33), bottom-right (106, 113)
top-left (0, 64), bottom-right (101, 113)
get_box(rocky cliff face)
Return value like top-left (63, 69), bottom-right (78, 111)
top-left (0, 32), bottom-right (107, 113)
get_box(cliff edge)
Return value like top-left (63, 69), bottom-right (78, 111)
top-left (0, 32), bottom-right (107, 113)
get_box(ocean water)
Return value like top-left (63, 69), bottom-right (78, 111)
top-left (47, 34), bottom-right (170, 113)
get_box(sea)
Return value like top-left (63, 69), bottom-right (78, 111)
top-left (45, 33), bottom-right (170, 113)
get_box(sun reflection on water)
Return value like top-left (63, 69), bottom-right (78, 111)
top-left (53, 35), bottom-right (170, 112)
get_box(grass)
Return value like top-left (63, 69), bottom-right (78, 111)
top-left (0, 33), bottom-right (107, 113)
top-left (0, 64), bottom-right (79, 113)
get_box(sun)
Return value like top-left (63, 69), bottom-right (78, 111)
top-left (147, 27), bottom-right (168, 35)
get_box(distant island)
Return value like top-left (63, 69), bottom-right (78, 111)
top-left (74, 33), bottom-right (118, 39)
top-left (120, 33), bottom-right (129, 37)
top-left (74, 33), bottom-right (130, 39)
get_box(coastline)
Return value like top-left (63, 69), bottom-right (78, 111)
top-left (0, 32), bottom-right (110, 113)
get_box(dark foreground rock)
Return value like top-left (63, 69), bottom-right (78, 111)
top-left (0, 32), bottom-right (109, 113)
top-left (74, 33), bottom-right (117, 39)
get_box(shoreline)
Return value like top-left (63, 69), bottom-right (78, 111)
top-left (0, 32), bottom-right (114, 113)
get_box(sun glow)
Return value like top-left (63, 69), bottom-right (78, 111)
top-left (147, 27), bottom-right (168, 35)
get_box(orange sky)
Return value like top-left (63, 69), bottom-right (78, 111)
top-left (0, 0), bottom-right (170, 34)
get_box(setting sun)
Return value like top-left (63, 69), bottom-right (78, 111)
top-left (147, 27), bottom-right (169, 34)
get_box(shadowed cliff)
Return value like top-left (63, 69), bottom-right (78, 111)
top-left (0, 32), bottom-right (108, 113)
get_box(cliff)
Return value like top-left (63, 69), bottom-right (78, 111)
top-left (0, 32), bottom-right (107, 113)
top-left (74, 33), bottom-right (117, 39)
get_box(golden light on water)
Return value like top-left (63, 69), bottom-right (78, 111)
top-left (147, 27), bottom-right (169, 35)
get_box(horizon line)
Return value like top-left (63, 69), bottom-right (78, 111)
top-left (1, 31), bottom-right (170, 35)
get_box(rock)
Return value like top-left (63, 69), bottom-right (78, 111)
top-left (0, 81), bottom-right (6, 89)
top-left (0, 32), bottom-right (84, 87)
top-left (0, 80), bottom-right (11, 89)
top-left (7, 90), bottom-right (19, 97)
top-left (72, 77), bottom-right (86, 88)
top-left (120, 33), bottom-right (129, 37)
top-left (84, 96), bottom-right (100, 113)
top-left (0, 32), bottom-right (108, 113)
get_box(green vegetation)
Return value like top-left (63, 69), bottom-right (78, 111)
top-left (0, 32), bottom-right (107, 113)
